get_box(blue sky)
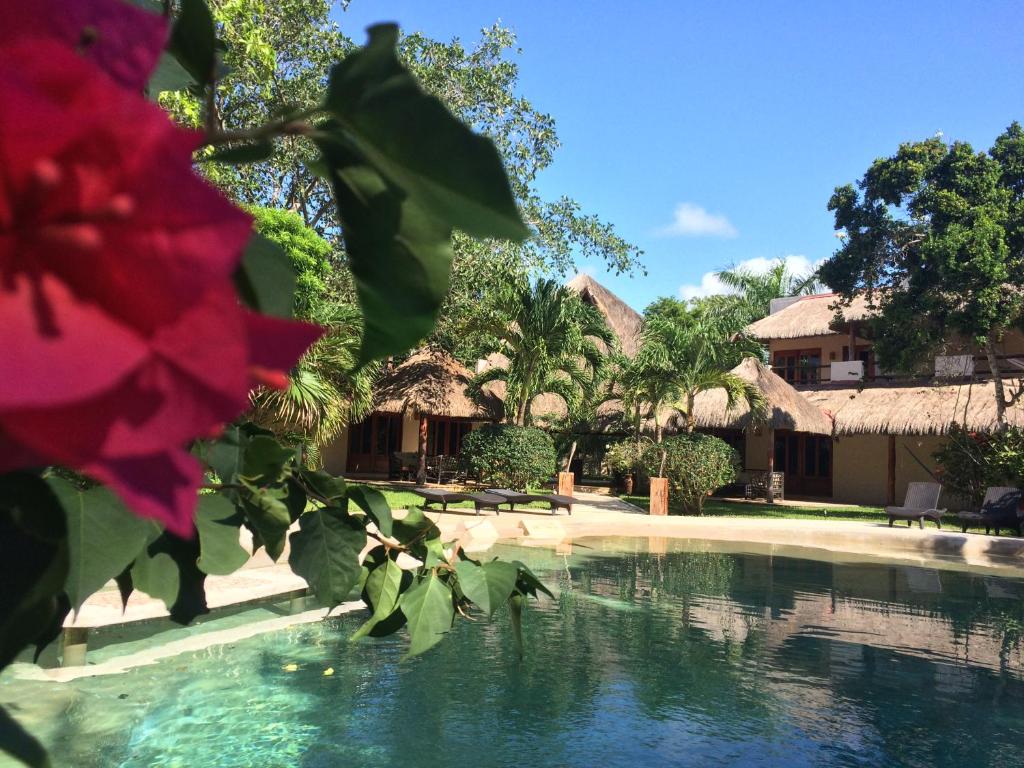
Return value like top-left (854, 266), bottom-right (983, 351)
top-left (338, 1), bottom-right (1024, 313)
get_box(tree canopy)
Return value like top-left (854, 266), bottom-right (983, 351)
top-left (819, 124), bottom-right (1024, 425)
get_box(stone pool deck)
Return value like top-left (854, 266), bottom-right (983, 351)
top-left (60, 490), bottom-right (1024, 660)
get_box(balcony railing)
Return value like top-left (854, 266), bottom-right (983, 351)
top-left (772, 354), bottom-right (1024, 387)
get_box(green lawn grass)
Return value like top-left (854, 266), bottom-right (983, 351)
top-left (620, 495), bottom-right (993, 533)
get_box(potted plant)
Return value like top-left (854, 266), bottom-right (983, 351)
top-left (605, 441), bottom-right (642, 495)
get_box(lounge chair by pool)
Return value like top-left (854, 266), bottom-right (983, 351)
top-left (885, 482), bottom-right (945, 529)
top-left (485, 489), bottom-right (574, 515)
top-left (412, 488), bottom-right (505, 515)
top-left (956, 487), bottom-right (1022, 536)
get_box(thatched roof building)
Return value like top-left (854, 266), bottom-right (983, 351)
top-left (690, 357), bottom-right (833, 434)
top-left (566, 273), bottom-right (643, 356)
top-left (375, 348), bottom-right (497, 419)
top-left (746, 293), bottom-right (875, 340)
top-left (803, 379), bottom-right (1024, 436)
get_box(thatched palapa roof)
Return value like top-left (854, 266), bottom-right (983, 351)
top-left (566, 273), bottom-right (643, 356)
top-left (374, 348), bottom-right (497, 419)
top-left (803, 379), bottom-right (1024, 436)
top-left (689, 357), bottom-right (833, 434)
top-left (746, 293), bottom-right (875, 340)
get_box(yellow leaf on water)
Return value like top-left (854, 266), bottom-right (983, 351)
top-left (283, 663), bottom-right (298, 672)
top-left (323, 667), bottom-right (334, 676)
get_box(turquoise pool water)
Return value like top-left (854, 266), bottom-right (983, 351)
top-left (3, 538), bottom-right (1024, 768)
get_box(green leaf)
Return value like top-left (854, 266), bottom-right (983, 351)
top-left (168, 0), bottom-right (217, 86)
top-left (390, 507), bottom-right (441, 550)
top-left (351, 556), bottom-right (405, 641)
top-left (346, 485), bottom-right (392, 537)
top-left (454, 559), bottom-right (517, 617)
top-left (0, 473), bottom-right (68, 672)
top-left (315, 133), bottom-right (453, 362)
top-left (422, 536), bottom-right (447, 569)
top-left (130, 551), bottom-right (179, 613)
top-left (282, 478), bottom-right (308, 523)
top-left (133, 531), bottom-right (208, 625)
top-left (195, 496), bottom-right (249, 576)
top-left (233, 233), bottom-right (297, 319)
top-left (324, 24), bottom-right (527, 242)
top-left (243, 488), bottom-right (291, 561)
top-left (207, 141), bottom-right (275, 165)
top-left (399, 571), bottom-right (454, 659)
top-left (0, 704), bottom-right (50, 768)
top-left (288, 506), bottom-right (364, 609)
top-left (242, 435), bottom-right (295, 484)
top-left (206, 424), bottom-right (248, 485)
top-left (300, 469), bottom-right (347, 503)
top-left (513, 560), bottom-right (555, 599)
top-left (148, 51), bottom-right (195, 95)
top-left (48, 478), bottom-right (152, 614)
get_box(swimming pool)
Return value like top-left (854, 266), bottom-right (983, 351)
top-left (3, 537), bottom-right (1024, 767)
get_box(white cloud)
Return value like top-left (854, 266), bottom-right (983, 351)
top-left (656, 202), bottom-right (738, 238)
top-left (678, 254), bottom-right (826, 301)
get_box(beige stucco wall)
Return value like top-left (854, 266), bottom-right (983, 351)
top-left (831, 433), bottom-right (951, 507)
top-left (832, 435), bottom-right (889, 506)
top-left (744, 429), bottom-right (772, 471)
top-left (400, 413), bottom-right (420, 452)
top-left (321, 428), bottom-right (349, 475)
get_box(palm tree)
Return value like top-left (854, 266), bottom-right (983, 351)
top-left (715, 259), bottom-right (822, 321)
top-left (636, 312), bottom-right (767, 439)
top-left (469, 278), bottom-right (613, 426)
top-left (249, 302), bottom-right (379, 465)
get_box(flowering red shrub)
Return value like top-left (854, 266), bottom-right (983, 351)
top-left (0, 10), bottom-right (322, 534)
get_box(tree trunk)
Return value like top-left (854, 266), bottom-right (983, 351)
top-left (515, 395), bottom-right (528, 427)
top-left (415, 415), bottom-right (428, 486)
top-left (685, 392), bottom-right (695, 433)
top-left (985, 335), bottom-right (1008, 430)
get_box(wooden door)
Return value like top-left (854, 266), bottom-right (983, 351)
top-left (346, 413), bottom-right (402, 474)
top-left (773, 430), bottom-right (832, 497)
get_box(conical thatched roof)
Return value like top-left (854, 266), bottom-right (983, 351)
top-left (803, 379), bottom-right (1024, 436)
top-left (689, 357), bottom-right (833, 434)
top-left (566, 273), bottom-right (642, 356)
top-left (746, 293), bottom-right (875, 340)
top-left (374, 348), bottom-right (498, 419)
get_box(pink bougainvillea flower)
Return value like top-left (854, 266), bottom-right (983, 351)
top-left (0, 41), bottom-right (323, 535)
top-left (0, 0), bottom-right (168, 91)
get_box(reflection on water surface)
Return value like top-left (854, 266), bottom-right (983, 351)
top-left (2, 536), bottom-right (1023, 768)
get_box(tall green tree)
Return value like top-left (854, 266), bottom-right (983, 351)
top-left (181, 3), bottom-right (641, 365)
top-left (245, 208), bottom-right (376, 463)
top-left (819, 124), bottom-right (1024, 426)
top-left (470, 279), bottom-right (613, 426)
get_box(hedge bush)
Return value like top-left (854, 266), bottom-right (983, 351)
top-left (641, 433), bottom-right (739, 515)
top-left (460, 425), bottom-right (556, 491)
top-left (934, 425), bottom-right (1024, 508)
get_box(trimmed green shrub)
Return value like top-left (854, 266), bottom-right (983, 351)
top-left (604, 440), bottom-right (643, 474)
top-left (934, 425), bottom-right (1024, 508)
top-left (641, 433), bottom-right (739, 515)
top-left (460, 425), bottom-right (556, 491)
